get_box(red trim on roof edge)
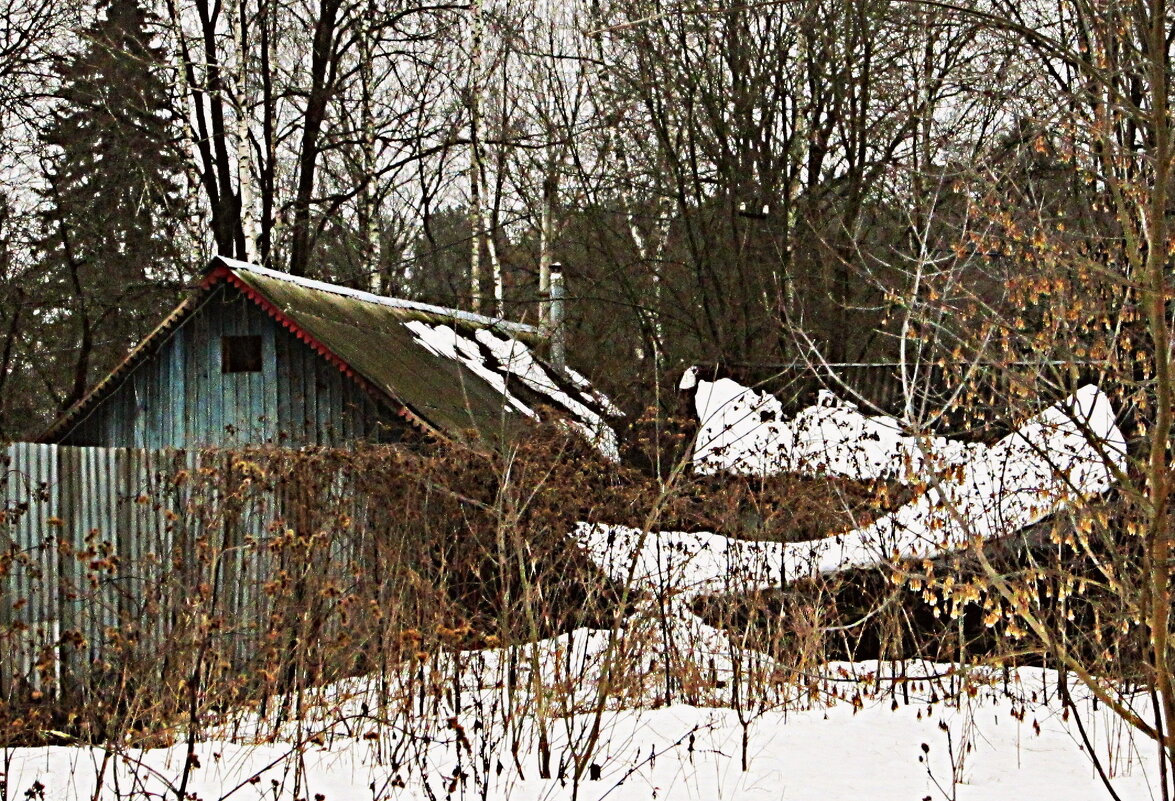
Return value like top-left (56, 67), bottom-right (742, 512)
top-left (201, 264), bottom-right (233, 288)
top-left (211, 268), bottom-right (437, 436)
top-left (42, 262), bottom-right (441, 444)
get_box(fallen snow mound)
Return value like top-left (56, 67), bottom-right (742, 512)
top-left (581, 385), bottom-right (1125, 593)
top-left (690, 374), bottom-right (981, 479)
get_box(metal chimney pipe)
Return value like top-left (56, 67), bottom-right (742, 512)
top-left (549, 266), bottom-right (566, 370)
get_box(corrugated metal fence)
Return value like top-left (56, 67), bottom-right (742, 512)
top-left (0, 444), bottom-right (276, 698)
top-left (1, 442), bottom-right (470, 709)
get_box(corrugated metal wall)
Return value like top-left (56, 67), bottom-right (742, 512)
top-left (57, 285), bottom-right (399, 448)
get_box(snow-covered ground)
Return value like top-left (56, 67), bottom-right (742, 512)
top-left (7, 646), bottom-right (1162, 800)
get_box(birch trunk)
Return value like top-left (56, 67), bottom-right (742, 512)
top-left (468, 0), bottom-right (484, 313)
top-left (229, 0), bottom-right (259, 264)
top-left (360, 0), bottom-right (381, 292)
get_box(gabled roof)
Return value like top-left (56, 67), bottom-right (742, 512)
top-left (42, 257), bottom-right (620, 455)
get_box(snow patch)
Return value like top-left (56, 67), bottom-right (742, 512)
top-left (693, 378), bottom-right (984, 480)
top-left (582, 385), bottom-right (1125, 591)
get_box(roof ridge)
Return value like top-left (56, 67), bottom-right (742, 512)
top-left (211, 256), bottom-right (540, 337)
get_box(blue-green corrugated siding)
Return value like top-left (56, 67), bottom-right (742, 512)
top-left (0, 444), bottom-right (271, 694)
top-left (58, 285), bottom-right (389, 448)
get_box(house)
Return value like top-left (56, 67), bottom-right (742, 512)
top-left (1, 257), bottom-right (623, 698)
top-left (40, 256), bottom-right (619, 456)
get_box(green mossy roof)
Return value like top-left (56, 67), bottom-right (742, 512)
top-left (42, 259), bottom-right (555, 446)
top-left (231, 267), bottom-right (532, 445)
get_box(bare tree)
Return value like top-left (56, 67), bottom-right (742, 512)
top-left (856, 0), bottom-right (1175, 793)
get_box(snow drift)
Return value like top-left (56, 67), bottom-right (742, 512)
top-left (580, 385), bottom-right (1126, 596)
top-left (688, 371), bottom-right (981, 480)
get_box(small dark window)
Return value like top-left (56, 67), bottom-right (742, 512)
top-left (222, 335), bottom-right (262, 373)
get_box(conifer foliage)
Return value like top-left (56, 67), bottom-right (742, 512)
top-left (36, 0), bottom-right (188, 414)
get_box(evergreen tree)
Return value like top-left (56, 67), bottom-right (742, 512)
top-left (36, 0), bottom-right (188, 413)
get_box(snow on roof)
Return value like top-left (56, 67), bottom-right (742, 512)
top-left (216, 256), bottom-right (540, 338)
top-left (400, 319), bottom-right (620, 460)
top-left (474, 328), bottom-right (621, 461)
top-left (405, 320), bottom-right (539, 420)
